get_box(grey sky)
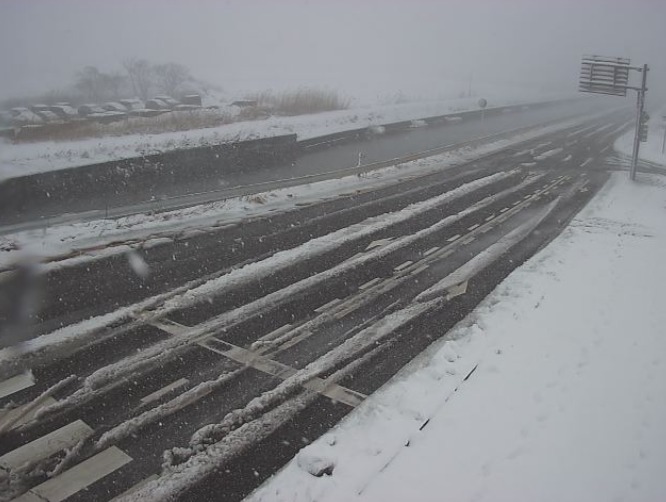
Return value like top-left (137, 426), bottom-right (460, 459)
top-left (1, 0), bottom-right (664, 103)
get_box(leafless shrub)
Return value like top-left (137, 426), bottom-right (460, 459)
top-left (123, 58), bottom-right (154, 100)
top-left (75, 66), bottom-right (126, 102)
top-left (236, 105), bottom-right (273, 121)
top-left (154, 63), bottom-right (192, 96)
top-left (247, 88), bottom-right (350, 115)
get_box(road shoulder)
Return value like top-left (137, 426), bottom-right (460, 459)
top-left (247, 170), bottom-right (666, 502)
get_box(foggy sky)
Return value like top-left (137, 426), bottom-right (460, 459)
top-left (1, 0), bottom-right (664, 103)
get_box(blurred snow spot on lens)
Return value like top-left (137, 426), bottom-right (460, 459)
top-left (127, 250), bottom-right (150, 279)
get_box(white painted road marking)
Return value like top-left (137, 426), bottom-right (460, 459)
top-left (365, 238), bottom-right (393, 251)
top-left (410, 264), bottom-right (430, 276)
top-left (150, 320), bottom-right (366, 408)
top-left (433, 249), bottom-right (454, 261)
top-left (199, 337), bottom-right (366, 408)
top-left (18, 447), bottom-right (132, 502)
top-left (446, 234), bottom-right (461, 242)
top-left (0, 397), bottom-right (57, 431)
top-left (423, 246), bottom-right (439, 256)
top-left (0, 372), bottom-right (34, 400)
top-left (10, 491), bottom-right (44, 502)
top-left (257, 323), bottom-right (293, 343)
top-left (394, 261), bottom-right (413, 272)
top-left (359, 277), bottom-right (382, 290)
top-left (0, 419), bottom-right (93, 470)
top-left (140, 378), bottom-right (189, 405)
top-left (467, 224), bottom-right (480, 231)
top-left (314, 298), bottom-right (342, 313)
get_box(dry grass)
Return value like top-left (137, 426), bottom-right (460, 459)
top-left (93, 109), bottom-right (233, 136)
top-left (11, 88), bottom-right (350, 143)
top-left (248, 88), bottom-right (350, 116)
top-left (14, 109), bottom-right (234, 143)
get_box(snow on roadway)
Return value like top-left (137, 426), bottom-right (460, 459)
top-left (0, 113), bottom-right (600, 272)
top-left (40, 171), bottom-right (521, 398)
top-left (0, 94), bottom-right (541, 181)
top-left (0, 168), bottom-right (524, 381)
top-left (247, 170), bottom-right (666, 502)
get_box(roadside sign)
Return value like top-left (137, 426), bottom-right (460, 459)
top-left (579, 55), bottom-right (630, 97)
top-left (578, 54), bottom-right (649, 180)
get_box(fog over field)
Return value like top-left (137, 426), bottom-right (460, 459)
top-left (1, 0), bottom-right (664, 103)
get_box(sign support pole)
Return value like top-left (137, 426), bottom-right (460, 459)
top-left (578, 55), bottom-right (649, 182)
top-left (630, 64), bottom-right (648, 181)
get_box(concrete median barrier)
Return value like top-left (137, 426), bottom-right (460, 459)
top-left (0, 134), bottom-right (298, 220)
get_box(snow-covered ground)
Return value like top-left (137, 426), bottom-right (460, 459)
top-left (615, 109), bottom-right (666, 167)
top-left (0, 113), bottom-right (598, 272)
top-left (248, 170), bottom-right (666, 500)
top-left (0, 93), bottom-right (559, 181)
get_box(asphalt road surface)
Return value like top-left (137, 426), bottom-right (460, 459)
top-left (0, 107), bottom-right (632, 502)
top-left (2, 99), bottom-right (610, 231)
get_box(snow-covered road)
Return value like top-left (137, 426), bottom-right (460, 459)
top-left (0, 109), bottom-right (638, 502)
top-left (248, 171), bottom-right (666, 501)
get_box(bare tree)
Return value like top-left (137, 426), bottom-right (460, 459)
top-left (123, 58), bottom-right (153, 100)
top-left (153, 63), bottom-right (191, 96)
top-left (104, 73), bottom-right (126, 100)
top-left (75, 66), bottom-right (103, 101)
top-left (75, 67), bottom-right (127, 102)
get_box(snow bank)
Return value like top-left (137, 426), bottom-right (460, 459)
top-left (614, 109), bottom-right (666, 167)
top-left (248, 171), bottom-right (666, 502)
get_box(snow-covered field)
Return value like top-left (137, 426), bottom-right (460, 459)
top-left (0, 94), bottom-right (557, 181)
top-left (248, 170), bottom-right (666, 500)
top-left (615, 110), bottom-right (666, 167)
